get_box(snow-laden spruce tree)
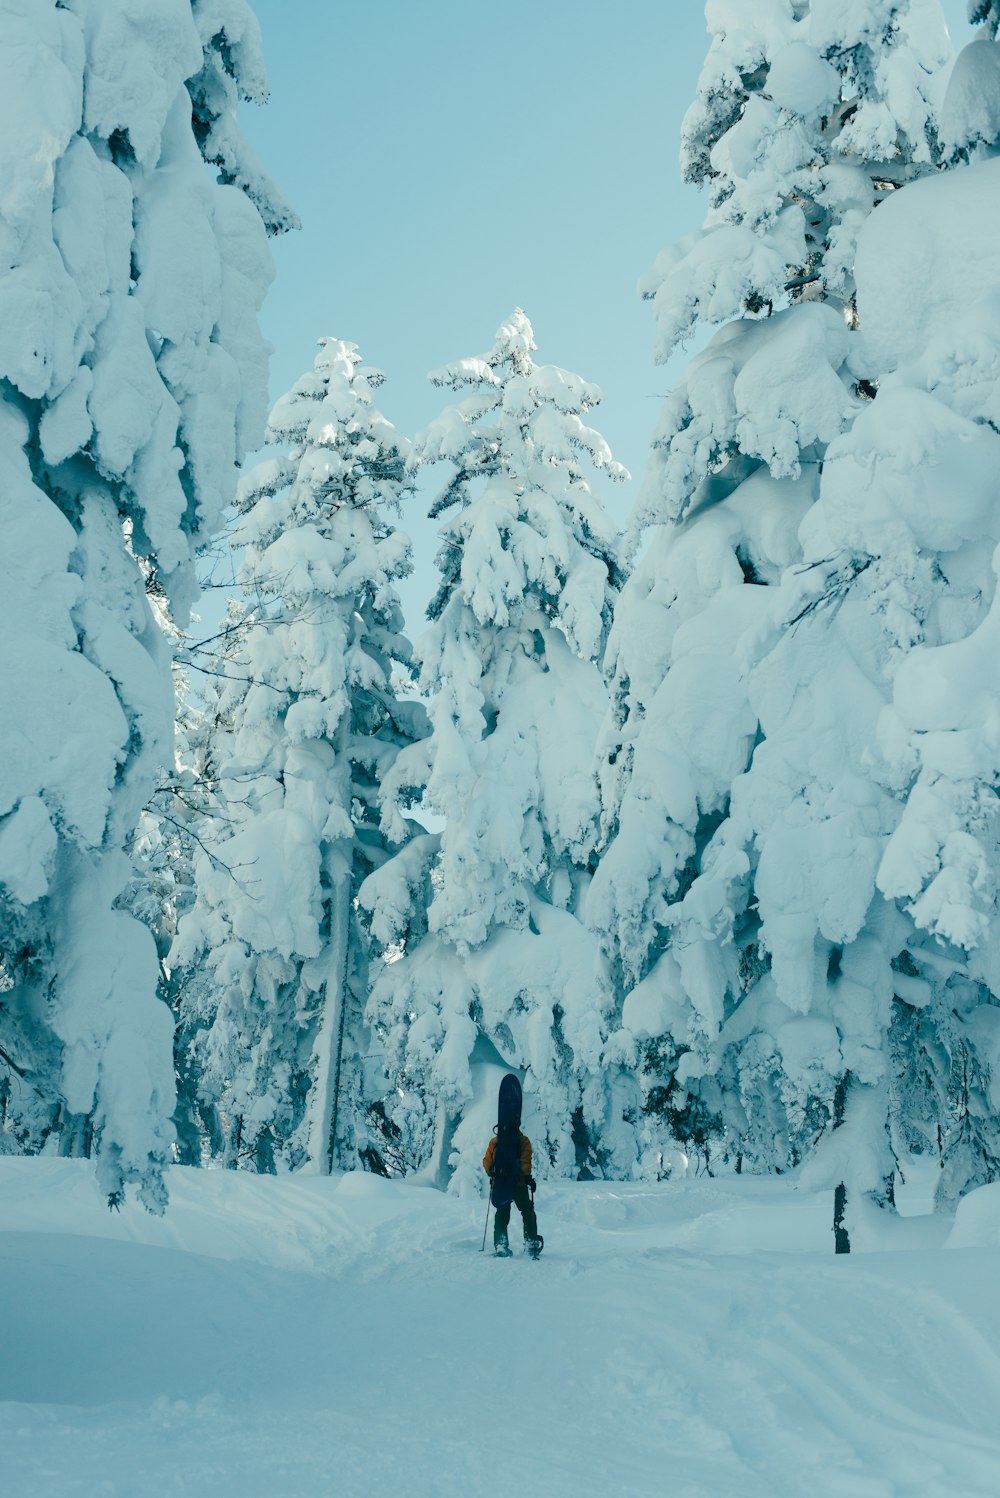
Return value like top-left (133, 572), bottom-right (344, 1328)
top-left (361, 311), bottom-right (629, 1190)
top-left (590, 0), bottom-right (953, 1191)
top-left (171, 340), bottom-right (426, 1173)
top-left (806, 154), bottom-right (1000, 1212)
top-left (0, 0), bottom-right (288, 1205)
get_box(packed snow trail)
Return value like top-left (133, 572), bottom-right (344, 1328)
top-left (3, 1163), bottom-right (1000, 1497)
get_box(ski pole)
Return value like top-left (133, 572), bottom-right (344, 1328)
top-left (480, 1175), bottom-right (493, 1252)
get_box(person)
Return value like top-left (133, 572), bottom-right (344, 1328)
top-left (483, 1125), bottom-right (541, 1257)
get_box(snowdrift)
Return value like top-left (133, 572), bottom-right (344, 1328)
top-left (4, 1162), bottom-right (1000, 1497)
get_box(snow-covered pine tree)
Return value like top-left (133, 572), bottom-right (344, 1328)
top-left (171, 339), bottom-right (426, 1173)
top-left (824, 147), bottom-right (1000, 1212)
top-left (590, 0), bottom-right (952, 1203)
top-left (818, 3), bottom-right (1000, 1212)
top-left (361, 311), bottom-right (630, 1192)
top-left (0, 0), bottom-right (285, 1206)
top-left (120, 651), bottom-right (232, 1167)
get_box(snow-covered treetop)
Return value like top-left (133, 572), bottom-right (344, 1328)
top-left (228, 336), bottom-right (416, 756)
top-left (239, 337), bottom-right (409, 552)
top-left (641, 0), bottom-right (951, 358)
top-left (970, 0), bottom-right (1000, 34)
top-left (415, 309), bottom-right (627, 662)
top-left (232, 340), bottom-right (415, 738)
top-left (420, 309), bottom-right (627, 492)
top-left (628, 0), bottom-right (953, 538)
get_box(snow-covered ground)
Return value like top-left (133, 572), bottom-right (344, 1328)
top-left (4, 1161), bottom-right (1000, 1497)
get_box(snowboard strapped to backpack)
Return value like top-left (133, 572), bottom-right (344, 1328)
top-left (490, 1073), bottom-right (522, 1209)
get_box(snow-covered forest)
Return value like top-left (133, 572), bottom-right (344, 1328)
top-left (7, 2), bottom-right (1000, 1492)
top-left (6, 0), bottom-right (1000, 1234)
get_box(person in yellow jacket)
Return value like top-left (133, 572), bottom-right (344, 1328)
top-left (482, 1128), bottom-right (541, 1257)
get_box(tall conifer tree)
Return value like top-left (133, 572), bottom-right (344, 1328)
top-left (363, 311), bottom-right (630, 1188)
top-left (0, 0), bottom-right (285, 1205)
top-left (592, 1), bottom-right (952, 1208)
top-left (172, 340), bottom-right (425, 1173)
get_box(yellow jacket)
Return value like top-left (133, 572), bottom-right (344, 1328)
top-left (482, 1132), bottom-right (532, 1178)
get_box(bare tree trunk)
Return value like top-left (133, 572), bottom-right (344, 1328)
top-left (224, 1113), bottom-right (242, 1170)
top-left (306, 702), bottom-right (355, 1176)
top-left (325, 870), bottom-right (352, 1174)
top-left (307, 843), bottom-right (352, 1174)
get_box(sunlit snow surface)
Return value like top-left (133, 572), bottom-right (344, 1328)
top-left (3, 1162), bottom-right (1000, 1497)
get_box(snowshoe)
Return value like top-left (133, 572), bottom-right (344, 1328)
top-left (526, 1235), bottom-right (543, 1260)
top-left (494, 1242), bottom-right (513, 1258)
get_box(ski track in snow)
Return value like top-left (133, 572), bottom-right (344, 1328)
top-left (2, 1163), bottom-right (1000, 1498)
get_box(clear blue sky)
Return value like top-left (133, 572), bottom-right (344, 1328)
top-left (240, 0), bottom-right (975, 630)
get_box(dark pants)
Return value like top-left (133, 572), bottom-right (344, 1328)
top-left (494, 1175), bottom-right (538, 1248)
